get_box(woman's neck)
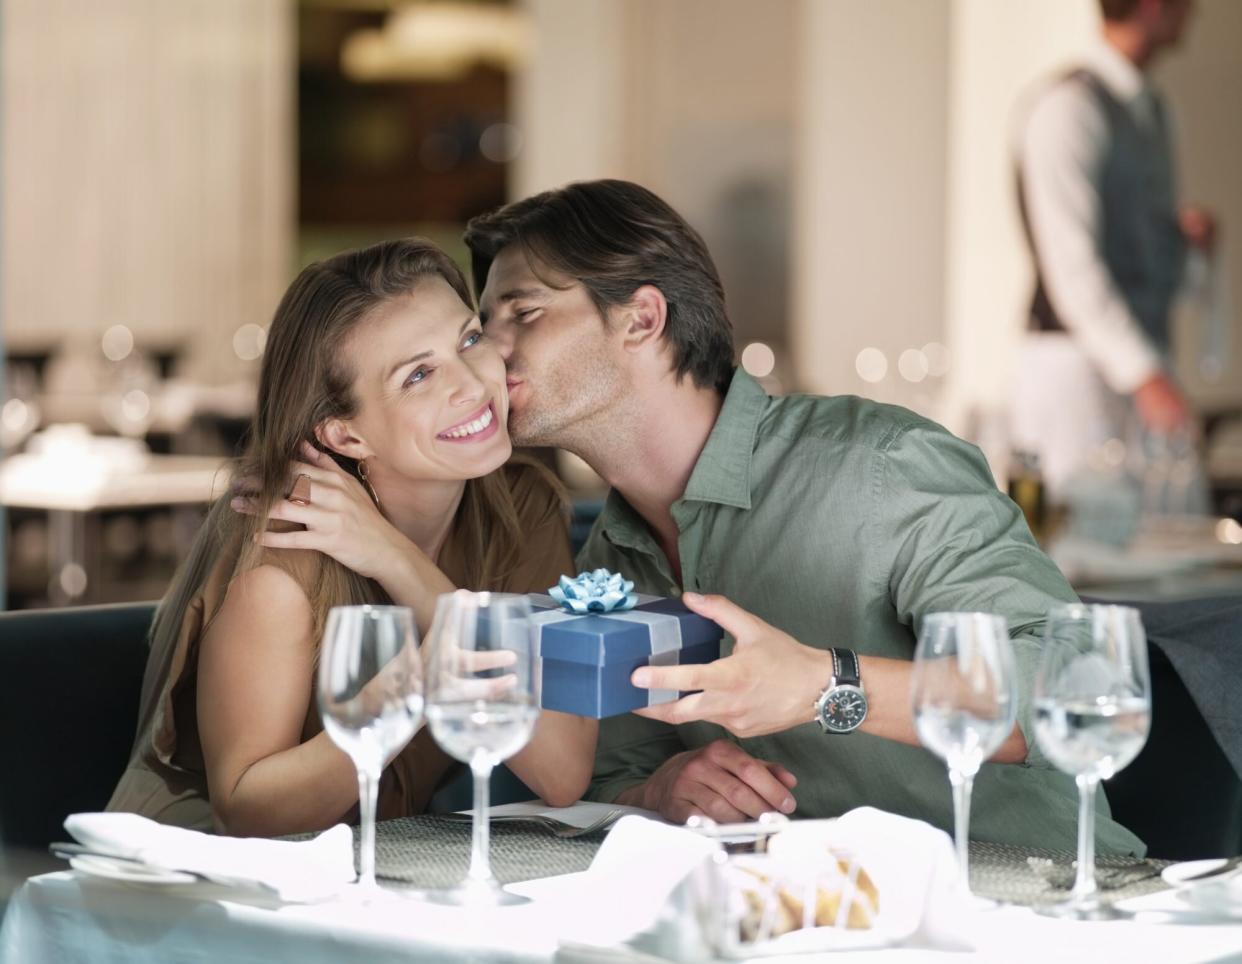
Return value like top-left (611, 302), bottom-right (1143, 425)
top-left (371, 474), bottom-right (466, 562)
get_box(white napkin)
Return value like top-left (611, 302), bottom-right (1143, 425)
top-left (546, 807), bottom-right (976, 960)
top-left (64, 812), bottom-right (355, 902)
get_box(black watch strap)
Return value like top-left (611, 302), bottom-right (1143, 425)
top-left (831, 648), bottom-right (861, 687)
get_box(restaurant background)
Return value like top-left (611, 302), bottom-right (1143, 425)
top-left (2, 0), bottom-right (1241, 609)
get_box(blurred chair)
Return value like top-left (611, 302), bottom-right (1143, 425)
top-left (0, 602), bottom-right (154, 848)
top-left (1096, 595), bottom-right (1242, 860)
top-left (570, 498), bottom-right (605, 558)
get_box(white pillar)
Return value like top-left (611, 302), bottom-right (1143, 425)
top-left (940, 0), bottom-right (1097, 441)
top-left (510, 0), bottom-right (628, 199)
top-left (791, 0), bottom-right (952, 411)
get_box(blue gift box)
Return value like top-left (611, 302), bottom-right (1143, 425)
top-left (527, 593), bottom-right (722, 719)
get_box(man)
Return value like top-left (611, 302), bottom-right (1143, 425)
top-left (465, 179), bottom-right (1143, 854)
top-left (1013, 0), bottom-right (1217, 496)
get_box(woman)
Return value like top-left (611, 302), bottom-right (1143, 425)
top-left (108, 238), bottom-right (596, 836)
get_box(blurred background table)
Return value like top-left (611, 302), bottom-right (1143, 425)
top-left (0, 443), bottom-right (227, 605)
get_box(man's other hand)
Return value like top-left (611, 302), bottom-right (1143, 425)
top-left (616, 740), bottom-right (797, 824)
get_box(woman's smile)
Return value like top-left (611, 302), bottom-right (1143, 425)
top-left (436, 400), bottom-right (500, 443)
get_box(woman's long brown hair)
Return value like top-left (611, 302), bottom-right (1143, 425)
top-left (144, 238), bottom-right (547, 671)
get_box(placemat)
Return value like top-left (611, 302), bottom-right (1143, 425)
top-left (969, 839), bottom-right (1173, 905)
top-left (372, 815), bottom-right (605, 890)
top-left (348, 815), bottom-right (1173, 906)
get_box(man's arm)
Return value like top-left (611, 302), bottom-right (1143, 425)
top-left (632, 421), bottom-right (1075, 768)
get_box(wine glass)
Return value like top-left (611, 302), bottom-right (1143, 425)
top-left (423, 590), bottom-right (540, 906)
top-left (912, 612), bottom-right (1017, 895)
top-left (318, 605), bottom-right (423, 894)
top-left (1033, 604), bottom-right (1150, 920)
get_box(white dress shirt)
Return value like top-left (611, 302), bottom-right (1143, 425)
top-left (1018, 38), bottom-right (1176, 395)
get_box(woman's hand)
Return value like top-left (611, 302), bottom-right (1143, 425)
top-left (231, 441), bottom-right (410, 582)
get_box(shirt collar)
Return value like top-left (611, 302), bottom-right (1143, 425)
top-left (596, 367), bottom-right (767, 550)
top-left (1085, 36), bottom-right (1150, 106)
top-left (680, 367), bottom-right (767, 511)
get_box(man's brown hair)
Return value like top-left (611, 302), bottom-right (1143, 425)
top-left (464, 179), bottom-right (736, 395)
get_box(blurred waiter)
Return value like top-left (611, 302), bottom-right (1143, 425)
top-left (1012, 0), bottom-right (1217, 497)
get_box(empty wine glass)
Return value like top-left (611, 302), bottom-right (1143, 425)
top-left (912, 612), bottom-right (1017, 895)
top-left (318, 605), bottom-right (423, 894)
top-left (1034, 604), bottom-right (1150, 920)
top-left (424, 590), bottom-right (539, 905)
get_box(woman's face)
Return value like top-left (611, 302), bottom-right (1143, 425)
top-left (338, 275), bottom-right (512, 483)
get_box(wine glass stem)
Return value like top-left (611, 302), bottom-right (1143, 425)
top-left (468, 755), bottom-right (495, 886)
top-left (1072, 775), bottom-right (1099, 905)
top-left (948, 768), bottom-right (974, 887)
top-left (357, 765), bottom-right (380, 889)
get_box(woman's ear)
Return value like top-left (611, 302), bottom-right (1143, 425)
top-left (314, 418), bottom-right (370, 461)
top-left (619, 284), bottom-right (668, 354)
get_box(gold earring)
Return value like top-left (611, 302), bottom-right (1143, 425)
top-left (357, 457), bottom-right (382, 509)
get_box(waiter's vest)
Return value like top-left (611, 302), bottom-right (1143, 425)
top-left (1016, 69), bottom-right (1185, 355)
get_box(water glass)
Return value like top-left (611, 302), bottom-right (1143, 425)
top-left (424, 590), bottom-right (540, 905)
top-left (912, 612), bottom-right (1017, 892)
top-left (318, 605), bottom-right (423, 892)
top-left (1033, 603), bottom-right (1150, 920)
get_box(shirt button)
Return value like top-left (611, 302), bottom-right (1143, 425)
top-left (669, 586), bottom-right (682, 598)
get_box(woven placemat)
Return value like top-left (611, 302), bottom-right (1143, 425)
top-left (325, 815), bottom-right (1173, 906)
top-left (969, 840), bottom-right (1173, 906)
top-left (370, 815), bottom-right (606, 890)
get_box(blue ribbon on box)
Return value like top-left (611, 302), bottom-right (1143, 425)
top-left (547, 569), bottom-right (638, 614)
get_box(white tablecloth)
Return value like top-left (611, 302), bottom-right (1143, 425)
top-left (3, 868), bottom-right (1241, 964)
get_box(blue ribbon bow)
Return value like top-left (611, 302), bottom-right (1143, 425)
top-left (548, 569), bottom-right (638, 614)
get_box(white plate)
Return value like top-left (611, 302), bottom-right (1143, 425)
top-left (1161, 860), bottom-right (1242, 919)
top-left (70, 854), bottom-right (198, 886)
top-left (1161, 859), bottom-right (1235, 887)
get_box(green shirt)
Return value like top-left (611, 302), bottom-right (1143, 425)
top-left (579, 369), bottom-right (1144, 856)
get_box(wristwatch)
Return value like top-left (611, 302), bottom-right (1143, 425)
top-left (814, 648), bottom-right (868, 734)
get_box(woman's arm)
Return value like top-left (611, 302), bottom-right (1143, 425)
top-left (235, 442), bottom-right (454, 633)
top-left (500, 466), bottom-right (599, 806)
top-left (197, 564), bottom-right (404, 836)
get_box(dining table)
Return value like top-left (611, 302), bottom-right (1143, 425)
top-left (2, 805), bottom-right (1240, 964)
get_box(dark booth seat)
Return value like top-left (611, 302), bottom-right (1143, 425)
top-left (1095, 594), bottom-right (1242, 860)
top-left (0, 602), bottom-right (155, 848)
top-left (0, 601), bottom-right (155, 915)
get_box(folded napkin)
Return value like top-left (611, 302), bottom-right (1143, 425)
top-left (64, 812), bottom-right (355, 902)
top-left (547, 807), bottom-right (976, 960)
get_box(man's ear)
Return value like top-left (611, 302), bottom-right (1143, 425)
top-left (619, 284), bottom-right (668, 354)
top-left (314, 418), bottom-right (371, 462)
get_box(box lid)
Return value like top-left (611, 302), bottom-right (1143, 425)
top-left (529, 595), bottom-right (722, 667)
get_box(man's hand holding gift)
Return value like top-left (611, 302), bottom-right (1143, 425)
top-left (630, 592), bottom-right (834, 738)
top-left (633, 591), bottom-right (1028, 775)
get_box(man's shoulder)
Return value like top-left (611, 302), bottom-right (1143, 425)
top-left (1023, 68), bottom-right (1110, 148)
top-left (758, 390), bottom-right (940, 454)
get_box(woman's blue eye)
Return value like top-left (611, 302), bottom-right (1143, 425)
top-left (406, 367), bottom-right (429, 386)
top-left (462, 331), bottom-right (482, 349)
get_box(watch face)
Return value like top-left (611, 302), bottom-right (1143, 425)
top-left (820, 685), bottom-right (868, 733)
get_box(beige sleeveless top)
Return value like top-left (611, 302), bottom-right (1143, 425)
top-left (107, 463), bottom-right (572, 832)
